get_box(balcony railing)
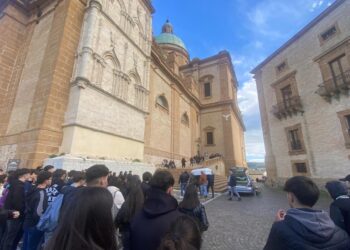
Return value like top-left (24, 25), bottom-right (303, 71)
top-left (272, 96), bottom-right (303, 120)
top-left (316, 69), bottom-right (350, 102)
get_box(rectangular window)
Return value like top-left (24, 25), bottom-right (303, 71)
top-left (285, 124), bottom-right (306, 155)
top-left (206, 132), bottom-right (214, 145)
top-left (289, 129), bottom-right (302, 150)
top-left (345, 115), bottom-right (350, 136)
top-left (337, 110), bottom-right (350, 148)
top-left (295, 163), bottom-right (307, 173)
top-left (281, 85), bottom-right (293, 108)
top-left (204, 82), bottom-right (211, 97)
top-left (329, 55), bottom-right (346, 87)
top-left (321, 26), bottom-right (337, 41)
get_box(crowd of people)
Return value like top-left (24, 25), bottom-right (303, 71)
top-left (178, 170), bottom-right (215, 199)
top-left (0, 166), bottom-right (208, 250)
top-left (0, 165), bottom-right (349, 250)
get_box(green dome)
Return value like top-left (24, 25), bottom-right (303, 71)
top-left (155, 19), bottom-right (187, 51)
top-left (155, 33), bottom-right (187, 51)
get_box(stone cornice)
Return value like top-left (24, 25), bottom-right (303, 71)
top-left (179, 50), bottom-right (239, 88)
top-left (0, 0), bottom-right (58, 14)
top-left (139, 0), bottom-right (155, 14)
top-left (313, 35), bottom-right (350, 62)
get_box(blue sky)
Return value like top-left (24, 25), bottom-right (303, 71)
top-left (152, 0), bottom-right (336, 162)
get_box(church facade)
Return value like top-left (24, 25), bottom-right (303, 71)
top-left (0, 0), bottom-right (246, 172)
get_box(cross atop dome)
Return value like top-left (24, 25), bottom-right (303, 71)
top-left (162, 19), bottom-right (174, 34)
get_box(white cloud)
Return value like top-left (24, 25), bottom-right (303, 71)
top-left (238, 78), bottom-right (266, 162)
top-left (245, 129), bottom-right (266, 162)
top-left (238, 78), bottom-right (259, 116)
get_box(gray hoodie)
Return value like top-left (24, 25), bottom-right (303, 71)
top-left (287, 208), bottom-right (337, 242)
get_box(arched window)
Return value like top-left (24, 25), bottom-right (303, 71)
top-left (156, 95), bottom-right (169, 110)
top-left (181, 112), bottom-right (189, 126)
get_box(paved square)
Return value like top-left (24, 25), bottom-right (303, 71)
top-left (201, 186), bottom-right (331, 250)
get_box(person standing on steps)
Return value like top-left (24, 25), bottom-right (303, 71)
top-left (181, 158), bottom-right (186, 169)
top-left (228, 170), bottom-right (241, 201)
top-left (179, 171), bottom-right (190, 197)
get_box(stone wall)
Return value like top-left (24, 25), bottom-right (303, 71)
top-left (61, 0), bottom-right (153, 161)
top-left (0, 0), bottom-right (86, 167)
top-left (254, 1), bottom-right (350, 181)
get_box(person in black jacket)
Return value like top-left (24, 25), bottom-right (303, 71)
top-left (22, 171), bottom-right (52, 250)
top-left (264, 176), bottom-right (350, 250)
top-left (115, 175), bottom-right (144, 250)
top-left (178, 184), bottom-right (209, 232)
top-left (228, 170), bottom-right (241, 201)
top-left (326, 180), bottom-right (350, 236)
top-left (179, 171), bottom-right (190, 197)
top-left (207, 170), bottom-right (215, 198)
top-left (130, 170), bottom-right (182, 250)
top-left (141, 172), bottom-right (152, 200)
top-left (2, 168), bottom-right (30, 250)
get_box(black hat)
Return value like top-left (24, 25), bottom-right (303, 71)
top-left (339, 174), bottom-right (350, 182)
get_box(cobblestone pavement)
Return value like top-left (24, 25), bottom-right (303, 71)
top-left (201, 185), bottom-right (331, 250)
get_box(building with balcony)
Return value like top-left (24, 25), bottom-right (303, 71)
top-left (251, 0), bottom-right (350, 186)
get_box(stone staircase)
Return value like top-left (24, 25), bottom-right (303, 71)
top-left (167, 167), bottom-right (228, 193)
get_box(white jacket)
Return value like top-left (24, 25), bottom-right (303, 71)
top-left (107, 186), bottom-right (125, 210)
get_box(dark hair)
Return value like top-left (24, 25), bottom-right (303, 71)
top-left (325, 181), bottom-right (348, 200)
top-left (0, 174), bottom-right (7, 184)
top-left (43, 165), bottom-right (55, 172)
top-left (284, 176), bottom-right (320, 207)
top-left (117, 176), bottom-right (144, 226)
top-left (68, 170), bottom-right (77, 178)
top-left (37, 171), bottom-right (52, 185)
top-left (150, 170), bottom-right (174, 192)
top-left (108, 176), bottom-right (124, 189)
top-left (158, 216), bottom-right (201, 250)
top-left (179, 184), bottom-right (200, 210)
top-left (14, 168), bottom-right (30, 179)
top-left (142, 172), bottom-right (152, 182)
top-left (71, 171), bottom-right (85, 183)
top-left (53, 169), bottom-right (66, 179)
top-left (85, 165), bottom-right (109, 184)
top-left (46, 187), bottom-right (117, 250)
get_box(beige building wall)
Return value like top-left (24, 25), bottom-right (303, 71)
top-left (253, 0), bottom-right (350, 185)
top-left (61, 0), bottom-right (153, 161)
top-left (0, 0), bottom-right (86, 168)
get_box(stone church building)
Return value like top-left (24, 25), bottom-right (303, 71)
top-left (0, 0), bottom-right (246, 172)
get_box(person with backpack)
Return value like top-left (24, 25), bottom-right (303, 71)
top-left (46, 169), bottom-right (67, 205)
top-left (130, 170), bottom-right (182, 250)
top-left (2, 168), bottom-right (30, 250)
top-left (107, 176), bottom-right (125, 219)
top-left (45, 187), bottom-right (117, 250)
top-left (178, 184), bottom-right (209, 232)
top-left (326, 181), bottom-right (350, 236)
top-left (37, 170), bottom-right (86, 246)
top-left (22, 171), bottom-right (52, 250)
